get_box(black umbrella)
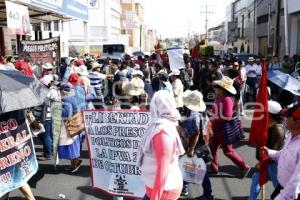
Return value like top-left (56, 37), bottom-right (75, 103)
top-left (0, 69), bottom-right (49, 114)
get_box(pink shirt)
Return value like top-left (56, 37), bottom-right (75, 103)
top-left (268, 135), bottom-right (300, 200)
top-left (141, 129), bottom-right (183, 200)
top-left (211, 96), bottom-right (234, 134)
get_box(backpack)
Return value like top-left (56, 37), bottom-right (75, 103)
top-left (179, 69), bottom-right (191, 90)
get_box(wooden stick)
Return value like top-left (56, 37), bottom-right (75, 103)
top-left (261, 185), bottom-right (265, 200)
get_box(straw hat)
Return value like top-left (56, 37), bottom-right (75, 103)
top-left (132, 70), bottom-right (144, 77)
top-left (123, 77), bottom-right (145, 96)
top-left (213, 76), bottom-right (237, 95)
top-left (91, 62), bottom-right (102, 71)
top-left (74, 65), bottom-right (89, 76)
top-left (183, 90), bottom-right (206, 112)
top-left (248, 57), bottom-right (255, 62)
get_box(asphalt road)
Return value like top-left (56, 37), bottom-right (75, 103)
top-left (8, 109), bottom-right (274, 200)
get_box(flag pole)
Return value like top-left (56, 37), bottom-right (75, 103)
top-left (261, 185), bottom-right (265, 200)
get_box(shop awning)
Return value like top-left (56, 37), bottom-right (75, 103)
top-left (0, 0), bottom-right (88, 26)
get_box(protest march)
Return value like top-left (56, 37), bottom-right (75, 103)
top-left (0, 42), bottom-right (300, 200)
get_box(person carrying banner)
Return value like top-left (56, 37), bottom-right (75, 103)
top-left (138, 90), bottom-right (185, 200)
top-left (248, 101), bottom-right (285, 200)
top-left (58, 83), bottom-right (82, 173)
top-left (263, 104), bottom-right (300, 200)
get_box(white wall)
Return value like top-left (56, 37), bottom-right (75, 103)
top-left (288, 0), bottom-right (300, 14)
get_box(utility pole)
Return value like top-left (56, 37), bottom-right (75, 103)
top-left (275, 0), bottom-right (281, 57)
top-left (139, 24), bottom-right (142, 52)
top-left (200, 5), bottom-right (214, 45)
top-left (283, 0), bottom-right (289, 56)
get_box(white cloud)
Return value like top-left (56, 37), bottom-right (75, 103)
top-left (138, 0), bottom-right (233, 38)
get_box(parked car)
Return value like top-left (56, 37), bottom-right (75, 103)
top-left (232, 53), bottom-right (260, 64)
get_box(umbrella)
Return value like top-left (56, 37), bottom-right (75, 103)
top-left (268, 70), bottom-right (300, 95)
top-left (0, 69), bottom-right (49, 114)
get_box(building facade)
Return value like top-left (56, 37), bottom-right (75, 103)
top-left (0, 0), bottom-right (88, 57)
top-left (224, 0), bottom-right (297, 59)
top-left (67, 0), bottom-right (128, 57)
top-left (121, 0), bottom-right (157, 53)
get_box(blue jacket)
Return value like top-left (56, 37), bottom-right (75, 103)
top-left (62, 96), bottom-right (78, 120)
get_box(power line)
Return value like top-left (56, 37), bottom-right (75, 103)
top-left (200, 5), bottom-right (214, 44)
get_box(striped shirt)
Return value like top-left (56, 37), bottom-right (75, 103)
top-left (89, 71), bottom-right (106, 90)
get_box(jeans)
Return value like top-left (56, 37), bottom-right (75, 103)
top-left (245, 77), bottom-right (258, 103)
top-left (248, 162), bottom-right (278, 200)
top-left (43, 120), bottom-right (53, 158)
top-left (183, 172), bottom-right (212, 197)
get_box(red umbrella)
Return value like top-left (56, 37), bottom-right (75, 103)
top-left (249, 59), bottom-right (269, 186)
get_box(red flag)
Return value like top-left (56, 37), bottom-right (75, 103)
top-left (249, 59), bottom-right (269, 186)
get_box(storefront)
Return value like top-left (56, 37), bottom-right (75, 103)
top-left (0, 0), bottom-right (88, 57)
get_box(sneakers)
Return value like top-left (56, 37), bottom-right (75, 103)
top-left (241, 166), bottom-right (251, 178)
top-left (181, 187), bottom-right (189, 196)
top-left (196, 195), bottom-right (214, 200)
top-left (71, 160), bottom-right (82, 173)
top-left (208, 169), bottom-right (219, 175)
top-left (37, 156), bottom-right (52, 161)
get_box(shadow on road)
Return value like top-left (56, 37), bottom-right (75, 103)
top-left (8, 196), bottom-right (57, 200)
top-left (210, 165), bottom-right (253, 179)
top-left (76, 186), bottom-right (111, 200)
top-left (231, 197), bottom-right (252, 200)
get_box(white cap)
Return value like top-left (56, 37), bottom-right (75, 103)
top-left (168, 69), bottom-right (180, 76)
top-left (268, 100), bottom-right (282, 114)
top-left (132, 70), bottom-right (144, 77)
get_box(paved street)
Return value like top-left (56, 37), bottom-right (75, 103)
top-left (9, 109), bottom-right (273, 200)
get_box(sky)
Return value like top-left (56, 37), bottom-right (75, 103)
top-left (138, 0), bottom-right (233, 38)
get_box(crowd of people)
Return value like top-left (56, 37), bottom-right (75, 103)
top-left (0, 50), bottom-right (300, 200)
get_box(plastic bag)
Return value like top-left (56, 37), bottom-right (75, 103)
top-left (179, 155), bottom-right (207, 184)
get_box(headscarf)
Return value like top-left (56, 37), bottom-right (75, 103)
top-left (138, 90), bottom-right (185, 166)
top-left (68, 73), bottom-right (82, 87)
top-left (15, 61), bottom-right (33, 77)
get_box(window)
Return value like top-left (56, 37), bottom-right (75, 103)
top-left (44, 22), bottom-right (51, 31)
top-left (242, 15), bottom-right (244, 38)
top-left (53, 20), bottom-right (59, 31)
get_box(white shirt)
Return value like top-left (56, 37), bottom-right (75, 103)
top-left (245, 63), bottom-right (261, 78)
top-left (171, 79), bottom-right (184, 108)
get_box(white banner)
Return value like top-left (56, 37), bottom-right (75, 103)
top-left (83, 110), bottom-right (150, 198)
top-left (5, 1), bottom-right (31, 35)
top-left (167, 48), bottom-right (185, 70)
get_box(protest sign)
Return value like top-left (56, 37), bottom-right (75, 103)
top-left (52, 102), bottom-right (62, 166)
top-left (167, 47), bottom-right (185, 70)
top-left (19, 37), bottom-right (60, 69)
top-left (0, 110), bottom-right (38, 197)
top-left (83, 110), bottom-right (150, 198)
